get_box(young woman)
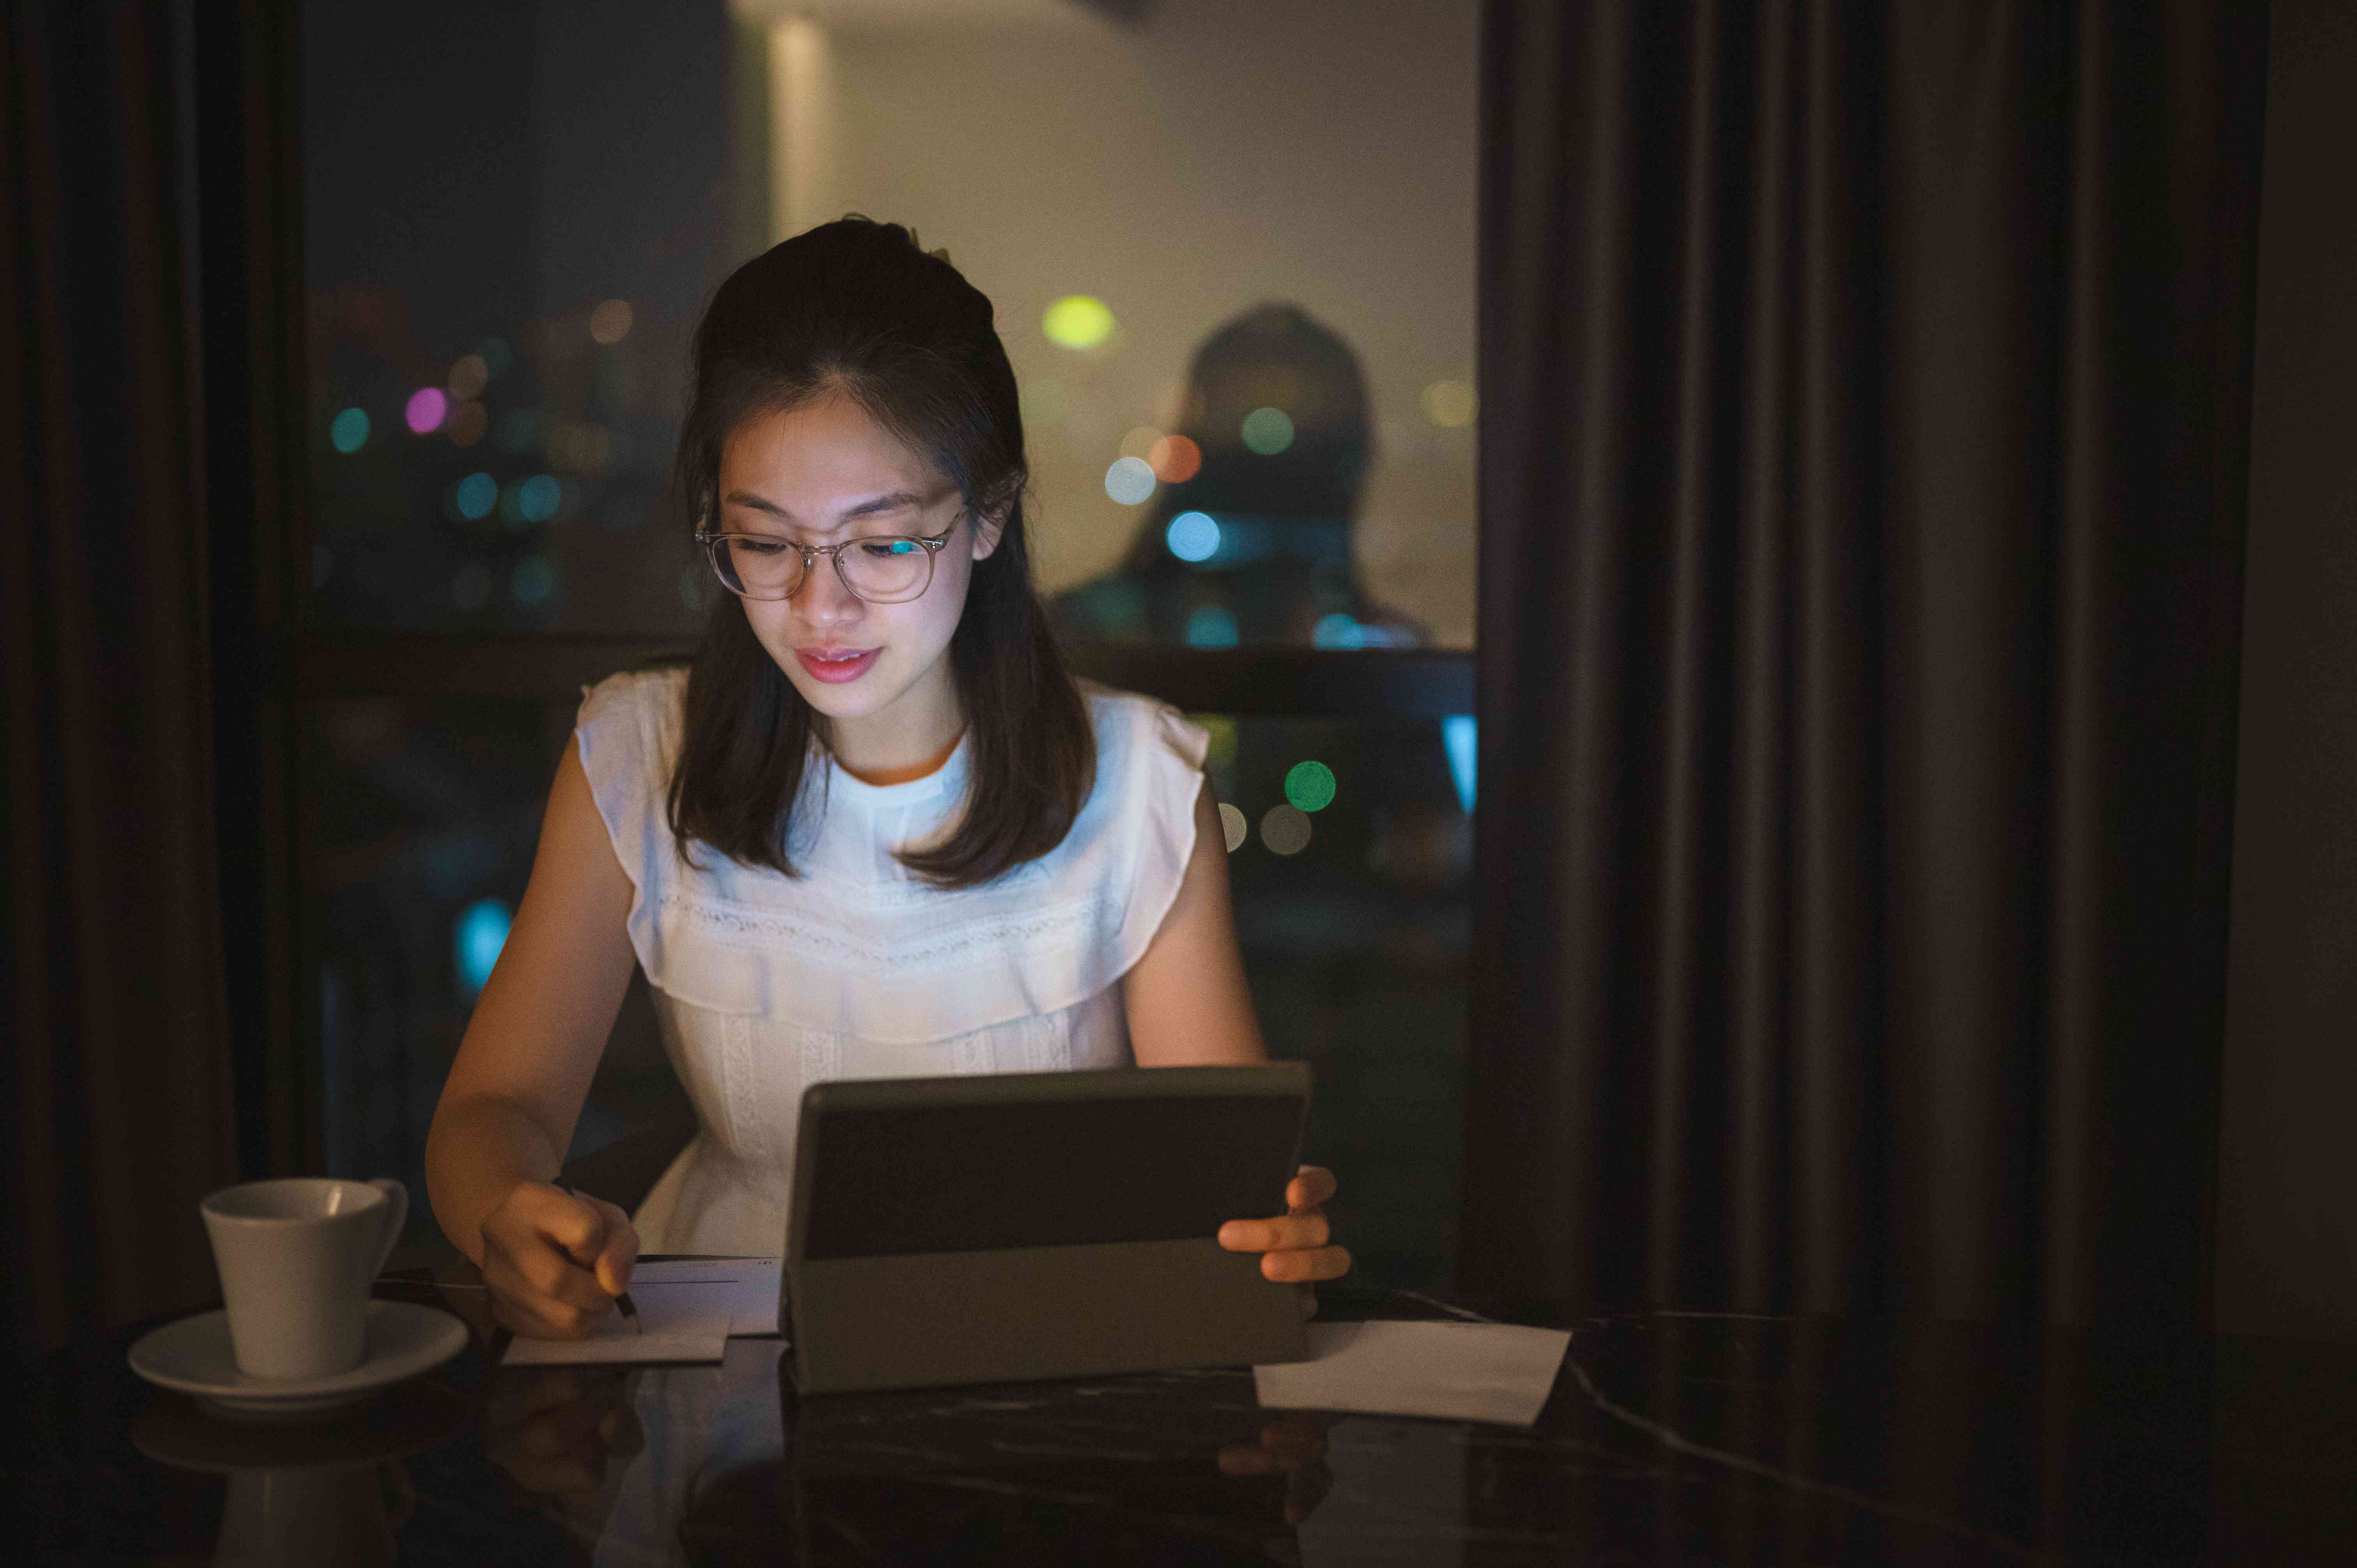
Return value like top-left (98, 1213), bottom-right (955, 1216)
top-left (425, 218), bottom-right (1349, 1338)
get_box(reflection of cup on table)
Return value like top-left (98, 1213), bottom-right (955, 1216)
top-left (133, 1381), bottom-right (465, 1568)
top-left (200, 1178), bottom-right (407, 1380)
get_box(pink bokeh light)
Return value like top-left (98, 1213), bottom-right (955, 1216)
top-left (405, 387), bottom-right (450, 434)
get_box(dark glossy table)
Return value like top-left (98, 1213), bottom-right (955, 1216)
top-left (13, 1276), bottom-right (2357, 1565)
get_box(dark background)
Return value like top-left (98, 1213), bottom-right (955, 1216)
top-left (2213, 0), bottom-right (2357, 1343)
top-left (9, 0), bottom-right (2357, 1364)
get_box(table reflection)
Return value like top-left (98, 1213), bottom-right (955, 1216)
top-left (25, 1293), bottom-right (2357, 1565)
top-left (129, 1381), bottom-right (468, 1568)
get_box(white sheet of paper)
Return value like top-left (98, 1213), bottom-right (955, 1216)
top-left (633, 1257), bottom-right (784, 1336)
top-left (1253, 1320), bottom-right (1572, 1426)
top-left (500, 1284), bottom-right (729, 1365)
top-left (496, 1258), bottom-right (785, 1365)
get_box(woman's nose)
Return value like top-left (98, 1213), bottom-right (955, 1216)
top-left (794, 555), bottom-right (864, 626)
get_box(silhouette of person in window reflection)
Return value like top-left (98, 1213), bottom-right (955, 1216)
top-left (1050, 303), bottom-right (1426, 650)
top-left (1052, 307), bottom-right (1468, 1286)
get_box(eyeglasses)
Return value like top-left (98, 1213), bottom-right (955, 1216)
top-left (694, 518), bottom-right (959, 604)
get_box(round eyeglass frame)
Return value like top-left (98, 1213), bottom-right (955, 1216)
top-left (693, 516), bottom-right (960, 604)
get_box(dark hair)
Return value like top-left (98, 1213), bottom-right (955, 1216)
top-left (666, 217), bottom-right (1094, 887)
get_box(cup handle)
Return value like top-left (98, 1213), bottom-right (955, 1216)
top-left (366, 1177), bottom-right (410, 1285)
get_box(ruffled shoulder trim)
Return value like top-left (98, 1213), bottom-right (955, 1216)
top-left (1084, 683), bottom-right (1211, 989)
top-left (580, 673), bottom-right (1209, 1043)
top-left (574, 664), bottom-right (689, 912)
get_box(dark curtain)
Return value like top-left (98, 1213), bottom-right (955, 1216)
top-left (2, 1), bottom-right (253, 1356)
top-left (1465, 0), bottom-right (2266, 1325)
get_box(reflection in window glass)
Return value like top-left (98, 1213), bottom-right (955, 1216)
top-left (306, 697), bottom-right (688, 1240)
top-left (303, 2), bottom-right (1473, 643)
top-left (1210, 715), bottom-right (1470, 1288)
top-left (736, 0), bottom-right (1477, 646)
top-left (302, 3), bottom-right (729, 633)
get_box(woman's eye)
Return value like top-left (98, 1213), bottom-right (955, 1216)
top-left (735, 539), bottom-right (792, 556)
top-left (860, 540), bottom-right (918, 558)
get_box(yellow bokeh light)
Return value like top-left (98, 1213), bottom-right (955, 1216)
top-left (1118, 425), bottom-right (1162, 462)
top-left (447, 400), bottom-right (489, 447)
top-left (1043, 295), bottom-right (1115, 351)
top-left (447, 354), bottom-right (489, 401)
top-left (590, 298), bottom-right (634, 345)
top-left (1422, 378), bottom-right (1477, 428)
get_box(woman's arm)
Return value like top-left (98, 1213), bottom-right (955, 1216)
top-left (424, 742), bottom-right (643, 1335)
top-left (1122, 775), bottom-right (1349, 1283)
top-left (1123, 777), bottom-right (1265, 1066)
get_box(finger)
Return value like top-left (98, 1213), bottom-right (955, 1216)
top-left (591, 1203), bottom-right (639, 1297)
top-left (539, 1190), bottom-right (610, 1267)
top-left (1287, 1166), bottom-right (1338, 1210)
top-left (1260, 1245), bottom-right (1351, 1284)
top-left (1217, 1211), bottom-right (1332, 1254)
top-left (482, 1248), bottom-right (615, 1338)
top-left (491, 1231), bottom-right (620, 1318)
top-left (491, 1291), bottom-right (608, 1341)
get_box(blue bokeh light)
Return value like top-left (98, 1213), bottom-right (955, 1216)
top-left (454, 472), bottom-right (498, 520)
top-left (1312, 613), bottom-right (1364, 649)
top-left (1166, 510), bottom-right (1221, 562)
top-left (455, 897), bottom-right (513, 996)
top-left (1184, 604), bottom-right (1239, 648)
top-left (518, 474), bottom-right (562, 523)
top-left (1442, 715), bottom-right (1477, 814)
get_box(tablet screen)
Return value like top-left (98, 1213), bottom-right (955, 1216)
top-left (800, 1092), bottom-right (1306, 1261)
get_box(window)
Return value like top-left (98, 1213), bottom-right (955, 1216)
top-left (297, 0), bottom-right (1475, 1288)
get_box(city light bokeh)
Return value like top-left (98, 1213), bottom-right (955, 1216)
top-left (1104, 455), bottom-right (1156, 505)
top-left (1042, 294), bottom-right (1115, 351)
top-left (330, 407), bottom-right (369, 453)
top-left (405, 387), bottom-right (449, 434)
top-left (454, 897), bottom-right (512, 995)
top-left (1166, 510), bottom-right (1220, 562)
top-left (1284, 759), bottom-right (1338, 813)
top-left (1240, 405), bottom-right (1295, 455)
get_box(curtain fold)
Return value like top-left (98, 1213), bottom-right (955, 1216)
top-left (1466, 0), bottom-right (2265, 1324)
top-left (2, 0), bottom-right (240, 1356)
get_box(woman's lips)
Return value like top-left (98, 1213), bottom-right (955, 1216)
top-left (795, 647), bottom-right (880, 684)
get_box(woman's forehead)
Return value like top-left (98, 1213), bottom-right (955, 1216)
top-left (718, 395), bottom-right (947, 508)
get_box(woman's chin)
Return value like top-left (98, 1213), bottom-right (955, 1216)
top-left (779, 659), bottom-right (894, 722)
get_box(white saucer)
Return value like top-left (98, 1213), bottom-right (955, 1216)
top-left (128, 1300), bottom-right (470, 1420)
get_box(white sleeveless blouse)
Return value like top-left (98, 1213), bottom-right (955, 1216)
top-left (574, 668), bottom-right (1209, 1256)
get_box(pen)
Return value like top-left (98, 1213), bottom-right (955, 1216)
top-left (556, 1183), bottom-right (642, 1333)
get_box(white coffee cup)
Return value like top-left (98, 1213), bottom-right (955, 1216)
top-left (200, 1178), bottom-right (408, 1381)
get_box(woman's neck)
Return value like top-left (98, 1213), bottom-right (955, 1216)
top-left (832, 726), bottom-right (963, 787)
top-left (817, 672), bottom-right (966, 784)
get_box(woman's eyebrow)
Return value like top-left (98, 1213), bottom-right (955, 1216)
top-left (720, 489), bottom-right (928, 524)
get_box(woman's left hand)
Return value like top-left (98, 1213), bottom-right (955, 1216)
top-left (1218, 1165), bottom-right (1351, 1282)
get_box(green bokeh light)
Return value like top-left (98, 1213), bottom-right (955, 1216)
top-left (1284, 759), bottom-right (1336, 812)
top-left (330, 407), bottom-right (369, 454)
top-left (1241, 406), bottom-right (1294, 455)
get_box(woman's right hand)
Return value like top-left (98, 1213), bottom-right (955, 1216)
top-left (479, 1181), bottom-right (639, 1338)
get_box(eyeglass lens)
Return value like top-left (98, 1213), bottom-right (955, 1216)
top-left (710, 535), bottom-right (935, 603)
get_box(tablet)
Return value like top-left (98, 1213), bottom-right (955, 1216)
top-left (786, 1062), bottom-right (1314, 1393)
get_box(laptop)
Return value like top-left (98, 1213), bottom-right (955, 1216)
top-left (784, 1061), bottom-right (1315, 1394)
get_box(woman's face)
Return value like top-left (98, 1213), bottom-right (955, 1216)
top-left (714, 393), bottom-right (998, 745)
